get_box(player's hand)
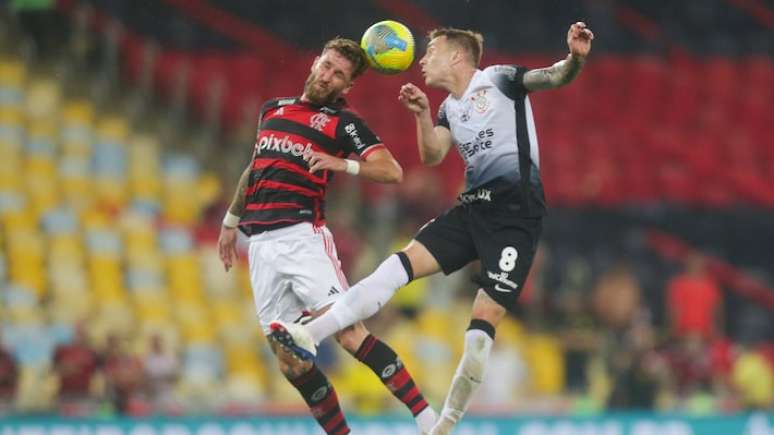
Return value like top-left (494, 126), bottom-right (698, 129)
top-left (218, 225), bottom-right (239, 272)
top-left (306, 151), bottom-right (346, 173)
top-left (567, 21), bottom-right (594, 59)
top-left (398, 83), bottom-right (430, 114)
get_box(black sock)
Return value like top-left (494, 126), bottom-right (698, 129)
top-left (355, 334), bottom-right (429, 416)
top-left (289, 364), bottom-right (350, 435)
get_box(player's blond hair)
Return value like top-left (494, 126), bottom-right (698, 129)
top-left (322, 37), bottom-right (369, 80)
top-left (428, 28), bottom-right (484, 67)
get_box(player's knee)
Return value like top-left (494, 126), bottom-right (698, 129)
top-left (471, 289), bottom-right (507, 325)
top-left (335, 322), bottom-right (369, 354)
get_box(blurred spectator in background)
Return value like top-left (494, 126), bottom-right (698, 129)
top-left (52, 324), bottom-right (101, 416)
top-left (103, 334), bottom-right (144, 415)
top-left (667, 254), bottom-right (723, 340)
top-left (557, 289), bottom-right (599, 397)
top-left (143, 334), bottom-right (180, 413)
top-left (592, 262), bottom-right (662, 409)
top-left (0, 335), bottom-right (18, 413)
top-left (663, 254), bottom-right (729, 411)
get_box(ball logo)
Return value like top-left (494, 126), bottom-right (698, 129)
top-left (310, 113), bottom-right (331, 131)
top-left (381, 363), bottom-right (397, 379)
top-left (311, 385), bottom-right (329, 402)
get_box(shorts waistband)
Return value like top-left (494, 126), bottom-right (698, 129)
top-left (458, 177), bottom-right (519, 205)
top-left (248, 222), bottom-right (324, 242)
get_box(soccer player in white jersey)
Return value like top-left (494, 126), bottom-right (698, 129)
top-left (270, 23), bottom-right (594, 434)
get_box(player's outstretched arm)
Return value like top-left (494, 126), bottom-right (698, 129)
top-left (399, 83), bottom-right (453, 166)
top-left (218, 162), bottom-right (250, 271)
top-left (523, 22), bottom-right (594, 92)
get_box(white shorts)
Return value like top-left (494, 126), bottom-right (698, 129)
top-left (247, 222), bottom-right (349, 335)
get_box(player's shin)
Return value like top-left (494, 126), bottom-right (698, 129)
top-left (432, 320), bottom-right (495, 433)
top-left (307, 252), bottom-right (414, 343)
top-left (355, 334), bottom-right (436, 432)
top-left (287, 364), bottom-right (350, 435)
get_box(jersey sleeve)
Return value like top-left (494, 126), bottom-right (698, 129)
top-left (437, 101), bottom-right (450, 129)
top-left (487, 64), bottom-right (530, 100)
top-left (336, 111), bottom-right (384, 159)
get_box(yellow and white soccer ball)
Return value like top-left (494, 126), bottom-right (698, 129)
top-left (360, 20), bottom-right (415, 74)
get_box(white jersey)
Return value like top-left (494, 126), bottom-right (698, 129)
top-left (438, 65), bottom-right (545, 215)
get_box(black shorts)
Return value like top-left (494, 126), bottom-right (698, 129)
top-left (414, 180), bottom-right (543, 312)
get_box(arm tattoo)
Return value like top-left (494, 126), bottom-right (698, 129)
top-left (523, 54), bottom-right (585, 91)
top-left (227, 165), bottom-right (251, 216)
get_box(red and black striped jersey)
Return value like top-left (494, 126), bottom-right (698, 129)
top-left (239, 97), bottom-right (384, 235)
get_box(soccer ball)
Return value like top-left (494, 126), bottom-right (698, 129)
top-left (360, 20), bottom-right (415, 74)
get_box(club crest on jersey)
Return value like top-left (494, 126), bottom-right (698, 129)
top-left (471, 89), bottom-right (489, 113)
top-left (310, 113), bottom-right (331, 131)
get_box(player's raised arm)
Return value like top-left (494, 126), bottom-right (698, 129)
top-left (523, 22), bottom-right (594, 92)
top-left (399, 83), bottom-right (453, 166)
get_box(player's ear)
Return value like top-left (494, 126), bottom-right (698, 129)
top-left (341, 81), bottom-right (354, 95)
top-left (311, 56), bottom-right (320, 71)
top-left (449, 48), bottom-right (463, 66)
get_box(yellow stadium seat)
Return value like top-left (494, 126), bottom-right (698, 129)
top-left (0, 59), bottom-right (26, 89)
top-left (61, 100), bottom-right (94, 124)
top-left (95, 179), bottom-right (128, 209)
top-left (96, 116), bottom-right (129, 142)
top-left (524, 333), bottom-right (565, 395)
top-left (181, 322), bottom-right (215, 345)
top-left (15, 366), bottom-right (56, 412)
top-left (25, 79), bottom-right (61, 120)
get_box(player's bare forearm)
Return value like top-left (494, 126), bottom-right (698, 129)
top-left (415, 110), bottom-right (447, 166)
top-left (359, 157), bottom-right (403, 183)
top-left (524, 22), bottom-right (593, 91)
top-left (227, 164), bottom-right (251, 217)
top-left (523, 54), bottom-right (585, 91)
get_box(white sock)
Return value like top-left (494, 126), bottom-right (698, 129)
top-left (415, 405), bottom-right (438, 433)
top-left (433, 328), bottom-right (493, 432)
top-left (307, 254), bottom-right (410, 343)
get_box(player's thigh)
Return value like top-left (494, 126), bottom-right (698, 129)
top-left (472, 212), bottom-right (543, 312)
top-left (283, 226), bottom-right (349, 313)
top-left (248, 240), bottom-right (307, 335)
top-left (412, 206), bottom-right (477, 278)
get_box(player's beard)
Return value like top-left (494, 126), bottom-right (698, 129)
top-left (303, 73), bottom-right (339, 106)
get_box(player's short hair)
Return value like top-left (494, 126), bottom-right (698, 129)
top-left (322, 37), bottom-right (369, 80)
top-left (428, 27), bottom-right (484, 66)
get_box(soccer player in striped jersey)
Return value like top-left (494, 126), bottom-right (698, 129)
top-left (270, 23), bottom-right (594, 434)
top-left (217, 38), bottom-right (436, 435)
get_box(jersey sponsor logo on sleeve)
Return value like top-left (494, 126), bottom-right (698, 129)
top-left (344, 122), bottom-right (366, 149)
